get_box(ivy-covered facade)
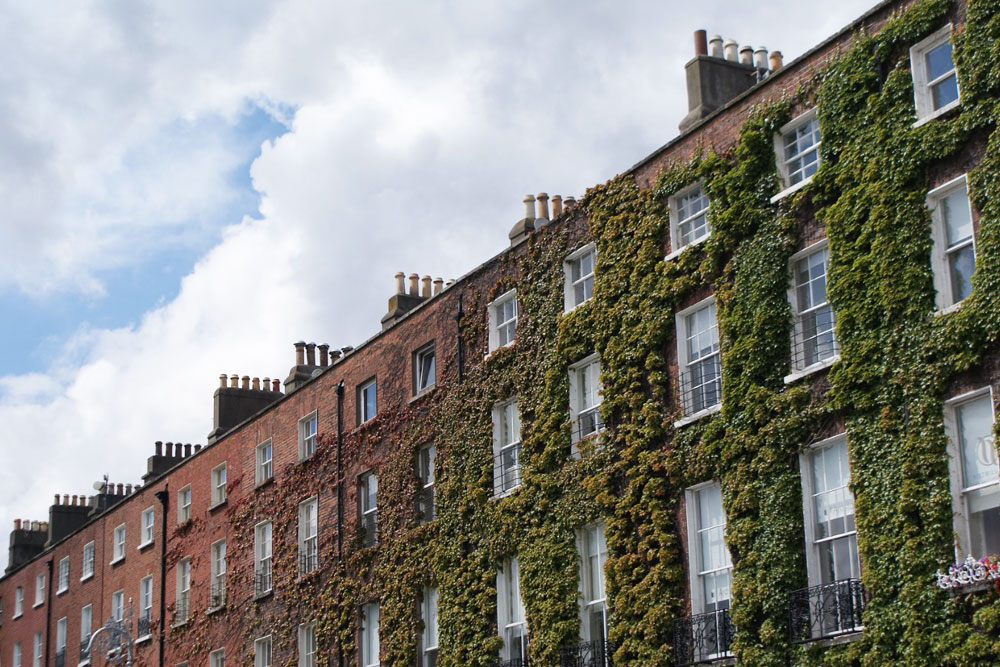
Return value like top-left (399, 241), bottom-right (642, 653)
top-left (2, 0), bottom-right (1000, 665)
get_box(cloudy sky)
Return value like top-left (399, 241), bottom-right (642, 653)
top-left (0, 0), bottom-right (877, 569)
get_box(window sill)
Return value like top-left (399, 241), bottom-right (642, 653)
top-left (135, 634), bottom-right (152, 645)
top-left (563, 298), bottom-right (593, 316)
top-left (784, 355), bottom-right (839, 384)
top-left (935, 299), bottom-right (966, 317)
top-left (137, 540), bottom-right (154, 552)
top-left (409, 385), bottom-right (437, 404)
top-left (255, 477), bottom-right (275, 491)
top-left (797, 629), bottom-right (863, 648)
top-left (206, 604), bottom-right (226, 616)
top-left (484, 340), bottom-right (516, 360)
top-left (254, 589), bottom-right (274, 602)
top-left (33, 601), bottom-right (44, 609)
top-left (208, 498), bottom-right (228, 512)
top-left (57, 586), bottom-right (68, 596)
top-left (770, 176), bottom-right (814, 204)
top-left (78, 660), bottom-right (91, 667)
top-left (171, 619), bottom-right (189, 630)
top-left (492, 485), bottom-right (522, 501)
top-left (665, 234), bottom-right (710, 261)
top-left (672, 403), bottom-right (721, 429)
top-left (12, 613), bottom-right (21, 620)
top-left (109, 556), bottom-right (125, 567)
top-left (912, 100), bottom-right (960, 128)
top-left (80, 573), bottom-right (94, 583)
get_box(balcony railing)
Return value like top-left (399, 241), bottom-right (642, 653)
top-left (210, 575), bottom-right (227, 608)
top-left (54, 649), bottom-right (66, 667)
top-left (493, 444), bottom-right (523, 496)
top-left (789, 578), bottom-right (866, 643)
top-left (360, 512), bottom-right (378, 547)
top-left (790, 307), bottom-right (838, 372)
top-left (678, 356), bottom-right (722, 417)
top-left (137, 612), bottom-right (151, 638)
top-left (255, 568), bottom-right (273, 597)
top-left (80, 638), bottom-right (91, 662)
top-left (174, 592), bottom-right (190, 624)
top-left (559, 639), bottom-right (615, 667)
top-left (673, 609), bottom-right (735, 666)
top-left (492, 660), bottom-right (529, 667)
top-left (299, 549), bottom-right (318, 574)
top-left (573, 408), bottom-right (605, 442)
top-left (417, 486), bottom-right (435, 524)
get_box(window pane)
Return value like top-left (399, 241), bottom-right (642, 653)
top-left (942, 189), bottom-right (973, 246)
top-left (925, 41), bottom-right (954, 81)
top-left (948, 244), bottom-right (975, 303)
top-left (957, 395), bottom-right (997, 489)
top-left (931, 75), bottom-right (959, 110)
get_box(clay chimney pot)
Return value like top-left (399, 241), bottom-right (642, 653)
top-left (421, 275), bottom-right (432, 298)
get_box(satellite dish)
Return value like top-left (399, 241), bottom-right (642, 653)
top-left (93, 481), bottom-right (105, 491)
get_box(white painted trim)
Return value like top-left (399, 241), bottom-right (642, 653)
top-left (569, 353), bottom-right (602, 456)
top-left (564, 243), bottom-right (597, 313)
top-left (675, 295), bottom-right (721, 420)
top-left (784, 355), bottom-right (840, 385)
top-left (488, 289), bottom-right (518, 354)
top-left (673, 403), bottom-right (722, 429)
top-left (668, 181), bottom-right (712, 256)
top-left (799, 434), bottom-right (849, 588)
top-left (910, 24), bottom-right (959, 125)
top-left (771, 108), bottom-right (821, 203)
top-left (665, 233), bottom-right (710, 262)
top-left (927, 174), bottom-right (974, 312)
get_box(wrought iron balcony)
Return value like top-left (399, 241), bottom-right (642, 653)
top-left (174, 592), bottom-right (190, 624)
top-left (493, 445), bottom-right (523, 496)
top-left (559, 639), bottom-right (615, 667)
top-left (492, 659), bottom-right (529, 667)
top-left (789, 578), bottom-right (866, 643)
top-left (299, 549), bottom-right (318, 574)
top-left (573, 408), bottom-right (605, 442)
top-left (417, 486), bottom-right (435, 524)
top-left (360, 512), bottom-right (378, 547)
top-left (210, 575), bottom-right (227, 608)
top-left (54, 649), bottom-right (66, 667)
top-left (673, 609), bottom-right (735, 666)
top-left (255, 569), bottom-right (273, 597)
top-left (137, 612), bottom-right (152, 638)
top-left (80, 638), bottom-right (91, 661)
top-left (678, 356), bottom-right (722, 417)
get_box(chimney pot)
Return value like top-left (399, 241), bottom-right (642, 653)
top-left (184, 444), bottom-right (192, 457)
top-left (165, 442), bottom-right (173, 456)
top-left (219, 374), bottom-right (227, 388)
top-left (72, 495), bottom-right (78, 506)
top-left (54, 494), bottom-right (60, 505)
top-left (754, 46), bottom-right (768, 70)
top-left (769, 50), bottom-right (783, 71)
top-left (446, 279), bottom-right (455, 289)
top-left (421, 275), bottom-right (432, 298)
top-left (273, 379), bottom-right (281, 392)
top-left (739, 45), bottom-right (753, 66)
top-left (330, 349), bottom-right (342, 361)
top-left (252, 377), bottom-right (260, 390)
top-left (195, 444), bottom-right (202, 452)
top-left (262, 377), bottom-right (270, 389)
top-left (31, 520), bottom-right (39, 531)
top-left (523, 195), bottom-right (536, 221)
top-left (433, 278), bottom-right (444, 295)
top-left (125, 484), bottom-right (133, 495)
top-left (724, 39), bottom-right (738, 62)
top-left (295, 341), bottom-right (306, 366)
top-left (305, 343), bottom-right (316, 366)
top-left (536, 192), bottom-right (550, 222)
top-left (409, 273), bottom-right (420, 296)
top-left (63, 494), bottom-right (69, 505)
top-left (551, 195), bottom-right (563, 218)
top-left (241, 375), bottom-right (250, 390)
top-left (709, 35), bottom-right (723, 58)
top-left (230, 374), bottom-right (239, 388)
top-left (14, 519), bottom-right (21, 530)
top-left (694, 30), bottom-right (708, 57)
top-left (116, 483), bottom-right (124, 495)
top-left (318, 344), bottom-right (330, 367)
top-left (564, 196), bottom-right (576, 208)
top-left (395, 272), bottom-right (406, 295)
top-left (155, 441), bottom-right (163, 456)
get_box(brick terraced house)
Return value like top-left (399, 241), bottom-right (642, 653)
top-left (3, 0), bottom-right (1000, 664)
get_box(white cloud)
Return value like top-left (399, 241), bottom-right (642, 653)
top-left (0, 0), bottom-right (877, 570)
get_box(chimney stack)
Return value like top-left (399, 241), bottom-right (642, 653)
top-left (509, 195), bottom-right (537, 246)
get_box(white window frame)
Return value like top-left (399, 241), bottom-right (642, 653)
top-left (569, 354), bottom-right (604, 454)
top-left (299, 411), bottom-right (319, 459)
top-left (256, 439), bottom-right (274, 485)
top-left (564, 243), bottom-right (597, 311)
top-left (298, 621), bottom-right (317, 667)
top-left (31, 633), bottom-right (41, 667)
top-left (209, 648), bottom-right (225, 667)
top-left (254, 636), bottom-right (272, 667)
top-left (684, 481), bottom-right (733, 616)
top-left (210, 538), bottom-right (227, 609)
top-left (488, 289), bottom-right (518, 353)
top-left (138, 575), bottom-right (153, 635)
top-left (667, 183), bottom-right (711, 259)
top-left (911, 24), bottom-right (960, 126)
top-left (110, 524), bottom-right (126, 564)
top-left (576, 523), bottom-right (609, 645)
top-left (359, 473), bottom-right (378, 547)
top-left (14, 586), bottom-right (23, 618)
top-left (944, 386), bottom-right (998, 560)
top-left (34, 573), bottom-right (45, 607)
top-left (492, 399), bottom-right (522, 498)
top-left (928, 174), bottom-right (976, 313)
top-left (140, 506), bottom-right (155, 548)
top-left (56, 616), bottom-right (67, 655)
top-left (82, 541), bottom-right (95, 581)
top-left (13, 641), bottom-right (21, 667)
top-left (771, 108), bottom-right (821, 202)
top-left (799, 434), bottom-right (860, 589)
top-left (111, 590), bottom-right (124, 622)
top-left (209, 463), bottom-right (227, 507)
top-left (413, 342), bottom-right (436, 395)
top-left (360, 602), bottom-right (380, 667)
top-left (57, 556), bottom-right (70, 594)
top-left (255, 521), bottom-right (273, 596)
top-left (80, 604), bottom-right (92, 661)
top-left (419, 587), bottom-right (438, 667)
top-left (175, 558), bottom-right (190, 624)
top-left (785, 239), bottom-right (840, 382)
top-left (417, 443), bottom-right (436, 524)
top-left (177, 486), bottom-right (191, 524)
top-left (674, 296), bottom-right (722, 427)
top-left (496, 557), bottom-right (528, 663)
top-left (358, 379), bottom-right (377, 425)
top-left (299, 496), bottom-right (319, 574)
